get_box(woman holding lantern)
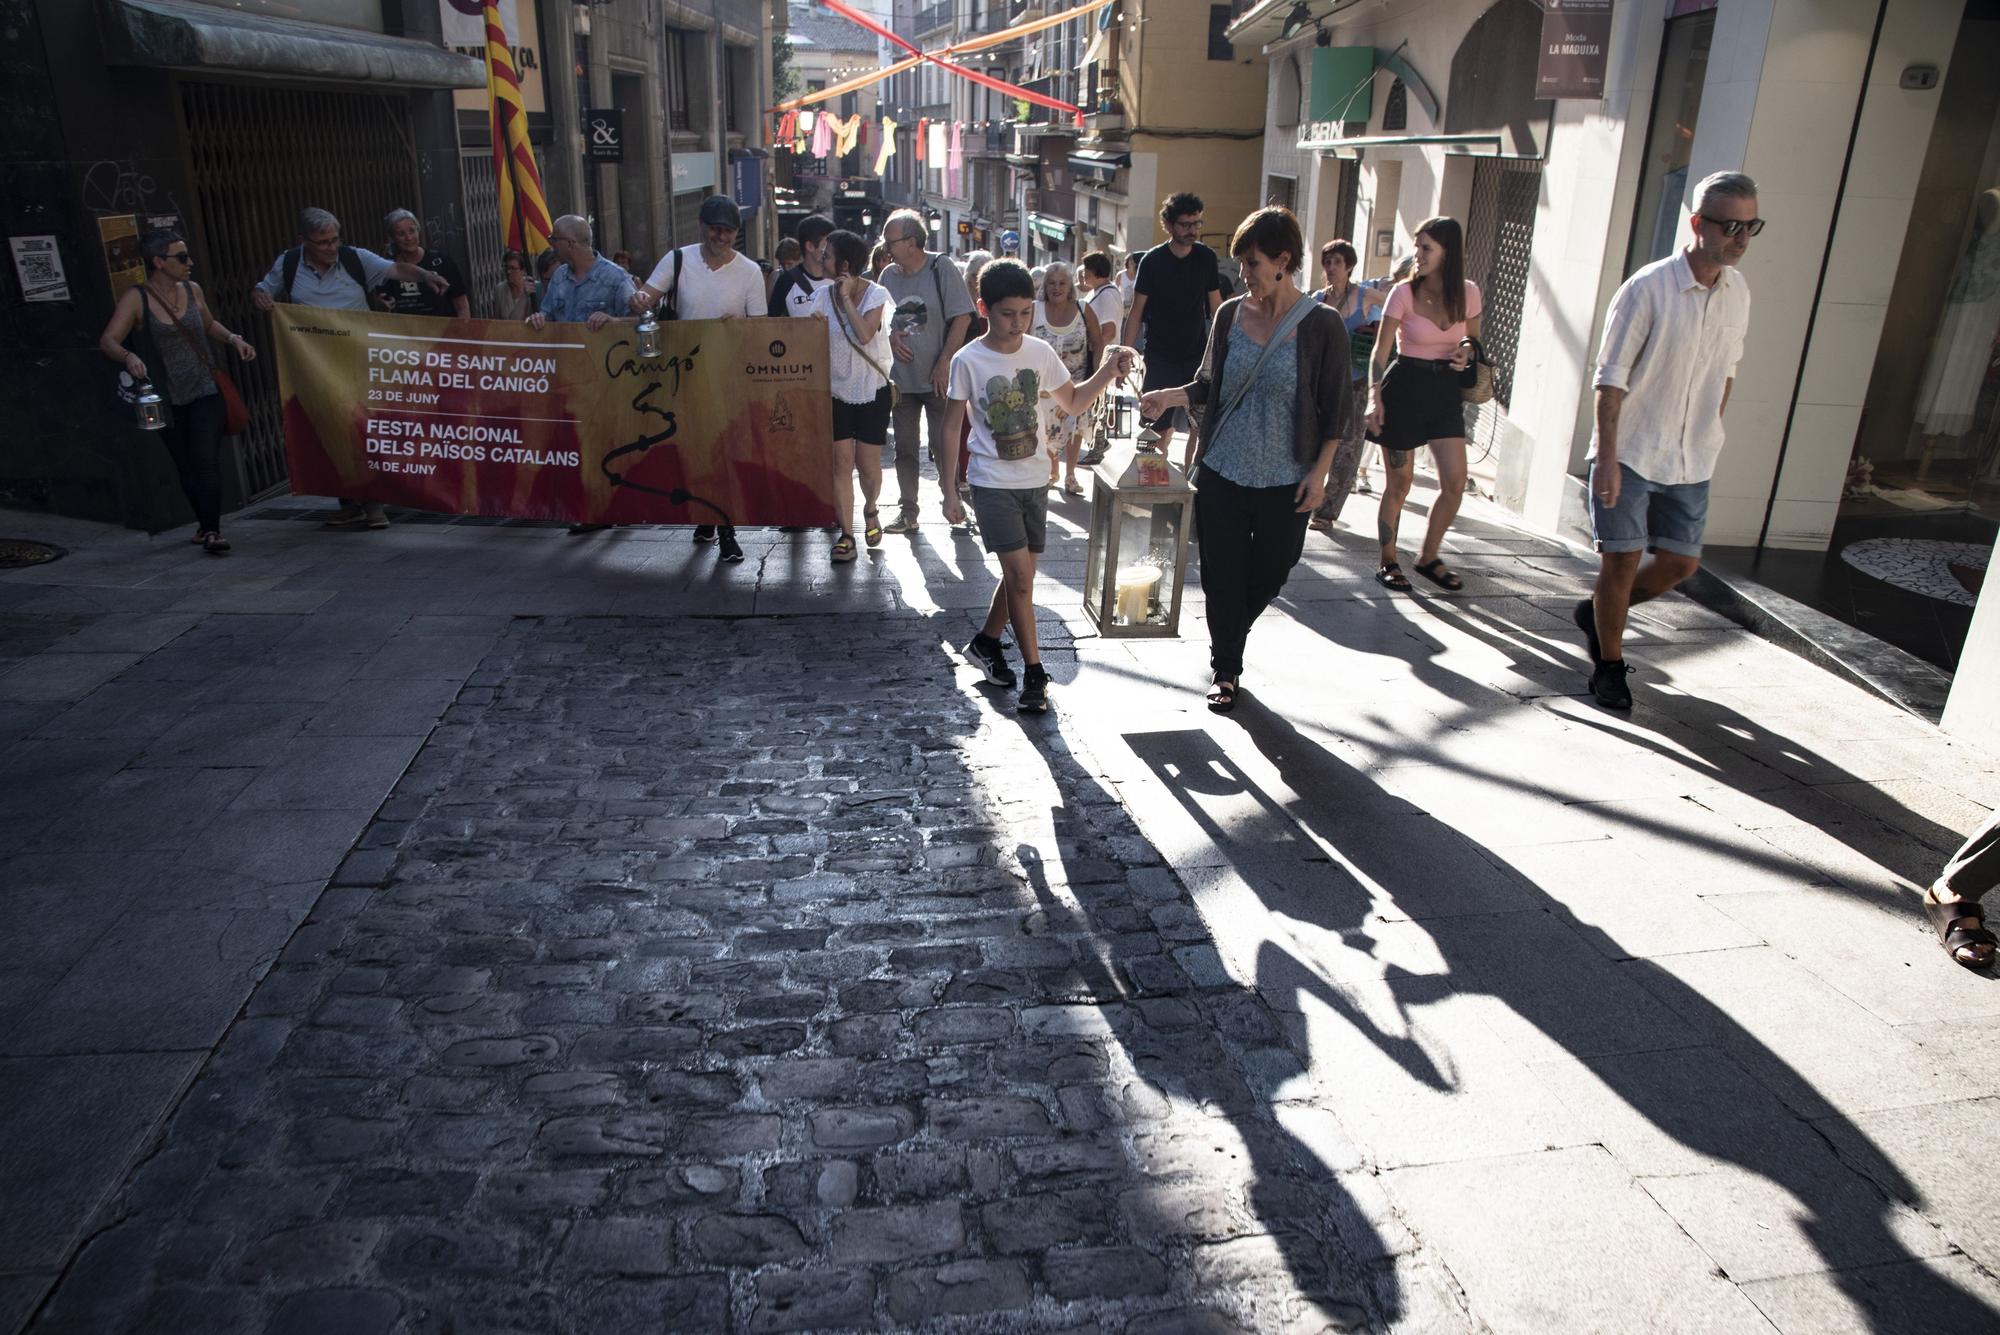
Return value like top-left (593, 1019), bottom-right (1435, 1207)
top-left (1139, 207), bottom-right (1350, 713)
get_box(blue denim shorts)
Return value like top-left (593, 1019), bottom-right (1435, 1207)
top-left (1588, 461), bottom-right (1709, 558)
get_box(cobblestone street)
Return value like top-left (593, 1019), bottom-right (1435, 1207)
top-left (3, 474), bottom-right (1997, 1333)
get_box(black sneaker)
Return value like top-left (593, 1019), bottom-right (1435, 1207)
top-left (718, 531), bottom-right (745, 564)
top-left (568, 522), bottom-right (609, 536)
top-left (1573, 598), bottom-right (1602, 665)
top-left (964, 633), bottom-right (1016, 688)
top-left (1018, 664), bottom-right (1050, 714)
top-left (1590, 659), bottom-right (1632, 710)
top-left (693, 525), bottom-right (717, 544)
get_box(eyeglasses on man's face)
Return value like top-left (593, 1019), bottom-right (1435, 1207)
top-left (1697, 215), bottom-right (1766, 239)
top-left (164, 251), bottom-right (192, 264)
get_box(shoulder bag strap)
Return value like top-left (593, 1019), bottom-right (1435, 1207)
top-left (667, 248), bottom-right (684, 319)
top-left (147, 281), bottom-right (220, 375)
top-left (829, 285), bottom-right (893, 386)
top-left (1207, 294), bottom-right (1316, 442)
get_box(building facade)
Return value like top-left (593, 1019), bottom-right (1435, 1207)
top-left (0, 0), bottom-right (771, 533)
top-left (1235, 0), bottom-right (2000, 749)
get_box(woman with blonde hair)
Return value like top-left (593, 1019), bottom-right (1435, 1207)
top-left (1032, 261), bottom-right (1101, 494)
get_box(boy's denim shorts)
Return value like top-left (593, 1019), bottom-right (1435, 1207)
top-left (1588, 461), bottom-right (1709, 558)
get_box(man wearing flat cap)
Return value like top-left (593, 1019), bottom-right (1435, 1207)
top-left (632, 194), bottom-right (767, 561)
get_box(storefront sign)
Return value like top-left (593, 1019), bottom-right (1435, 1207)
top-left (1536, 0), bottom-right (1614, 100)
top-left (673, 150), bottom-right (719, 195)
top-left (585, 109), bottom-right (623, 162)
top-left (271, 308), bottom-right (836, 527)
top-left (441, 0), bottom-right (546, 115)
top-left (1309, 46), bottom-right (1376, 126)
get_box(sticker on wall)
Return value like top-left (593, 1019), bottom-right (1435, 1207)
top-left (9, 236), bottom-right (68, 302)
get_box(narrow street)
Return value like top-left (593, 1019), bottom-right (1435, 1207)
top-left (2, 468), bottom-right (1994, 1333)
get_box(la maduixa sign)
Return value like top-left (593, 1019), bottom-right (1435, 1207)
top-left (1536, 0), bottom-right (1614, 101)
top-left (271, 309), bottom-right (837, 528)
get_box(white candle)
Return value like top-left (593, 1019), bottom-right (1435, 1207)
top-left (1114, 564), bottom-right (1161, 624)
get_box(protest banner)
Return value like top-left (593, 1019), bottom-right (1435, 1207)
top-left (271, 308), bottom-right (837, 527)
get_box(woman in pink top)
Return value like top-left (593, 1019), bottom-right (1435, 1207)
top-left (1362, 216), bottom-right (1482, 593)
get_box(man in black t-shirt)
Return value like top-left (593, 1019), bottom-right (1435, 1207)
top-left (768, 214), bottom-right (835, 318)
top-left (1123, 191), bottom-right (1221, 463)
top-left (374, 208), bottom-right (470, 318)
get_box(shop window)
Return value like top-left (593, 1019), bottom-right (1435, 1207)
top-left (668, 29), bottom-right (693, 132)
top-left (1266, 174), bottom-right (1296, 211)
top-left (1624, 10), bottom-right (1713, 276)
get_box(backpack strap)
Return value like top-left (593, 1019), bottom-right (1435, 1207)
top-left (666, 248), bottom-right (684, 320)
top-left (281, 245), bottom-right (301, 302)
top-left (338, 245), bottom-right (369, 291)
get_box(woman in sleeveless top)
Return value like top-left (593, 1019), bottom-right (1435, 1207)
top-left (1309, 238), bottom-right (1386, 534)
top-left (97, 228), bottom-right (257, 555)
top-left (1032, 263), bottom-right (1102, 494)
top-left (1362, 216), bottom-right (1482, 594)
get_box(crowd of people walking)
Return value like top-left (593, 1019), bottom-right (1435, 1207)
top-left (88, 170), bottom-right (2000, 975)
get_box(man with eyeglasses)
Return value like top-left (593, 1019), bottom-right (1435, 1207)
top-left (878, 209), bottom-right (974, 533)
top-left (1577, 170), bottom-right (1761, 710)
top-left (1123, 192), bottom-right (1222, 466)
top-left (252, 207), bottom-right (450, 529)
top-left (528, 214), bottom-right (635, 332)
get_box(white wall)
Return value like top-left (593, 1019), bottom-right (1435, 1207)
top-left (1942, 529), bottom-right (2000, 751)
top-left (1755, 0), bottom-right (1965, 549)
top-left (1505, 0), bottom-right (1665, 531)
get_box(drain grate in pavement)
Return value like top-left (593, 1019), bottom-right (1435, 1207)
top-left (0, 538), bottom-right (63, 569)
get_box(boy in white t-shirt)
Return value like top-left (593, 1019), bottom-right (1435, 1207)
top-left (942, 259), bottom-right (1134, 713)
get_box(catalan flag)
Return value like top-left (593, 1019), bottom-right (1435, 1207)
top-left (484, 0), bottom-right (551, 254)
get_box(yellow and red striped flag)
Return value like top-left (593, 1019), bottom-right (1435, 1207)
top-left (483, 0), bottom-right (551, 254)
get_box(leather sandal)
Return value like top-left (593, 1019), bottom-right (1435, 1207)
top-left (1414, 558), bottom-right (1463, 591)
top-left (831, 534), bottom-right (857, 563)
top-left (1375, 563), bottom-right (1412, 592)
top-left (1925, 888), bottom-right (1996, 970)
top-left (863, 508), bottom-right (882, 549)
top-left (1206, 678), bottom-right (1239, 714)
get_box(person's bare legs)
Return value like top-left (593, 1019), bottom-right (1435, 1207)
top-left (857, 444), bottom-right (883, 531)
top-left (984, 547), bottom-right (1041, 665)
top-left (1062, 430), bottom-right (1083, 488)
top-left (1377, 448), bottom-right (1416, 569)
top-left (1417, 437), bottom-right (1467, 569)
top-left (830, 439), bottom-right (857, 542)
top-left (1593, 549), bottom-right (1701, 661)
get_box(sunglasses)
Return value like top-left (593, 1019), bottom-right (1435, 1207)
top-left (164, 252), bottom-right (192, 263)
top-left (1698, 215), bottom-right (1766, 239)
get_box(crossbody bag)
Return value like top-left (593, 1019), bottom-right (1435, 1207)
top-left (140, 281), bottom-right (249, 437)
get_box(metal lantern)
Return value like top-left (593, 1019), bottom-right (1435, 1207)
top-left (1083, 447), bottom-right (1194, 637)
top-left (634, 308), bottom-right (663, 359)
top-left (132, 379), bottom-right (167, 431)
top-left (1109, 392), bottom-right (1134, 440)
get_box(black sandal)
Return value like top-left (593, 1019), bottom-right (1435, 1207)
top-left (1206, 678), bottom-right (1239, 714)
top-left (1925, 889), bottom-right (1996, 970)
top-left (201, 532), bottom-right (230, 555)
top-left (1413, 559), bottom-right (1463, 591)
top-left (1375, 563), bottom-right (1412, 593)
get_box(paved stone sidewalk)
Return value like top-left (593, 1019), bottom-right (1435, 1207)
top-left (4, 463), bottom-right (1998, 1333)
top-left (18, 610), bottom-right (1447, 1333)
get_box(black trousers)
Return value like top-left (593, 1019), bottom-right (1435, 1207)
top-left (1195, 467), bottom-right (1310, 680)
top-left (1942, 807), bottom-right (2000, 901)
top-left (160, 392), bottom-right (224, 534)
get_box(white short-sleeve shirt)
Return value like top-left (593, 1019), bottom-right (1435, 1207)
top-left (948, 336), bottom-right (1074, 489)
top-left (1591, 251), bottom-right (1752, 486)
top-left (1086, 283), bottom-right (1123, 337)
top-left (812, 281), bottom-right (893, 404)
top-left (647, 244), bottom-right (765, 320)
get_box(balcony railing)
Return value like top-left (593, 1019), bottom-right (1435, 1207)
top-left (914, 1), bottom-right (953, 31)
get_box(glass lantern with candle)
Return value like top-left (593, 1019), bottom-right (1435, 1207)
top-left (1083, 447), bottom-right (1193, 637)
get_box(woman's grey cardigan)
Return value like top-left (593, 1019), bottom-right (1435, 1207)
top-left (1181, 294), bottom-right (1352, 471)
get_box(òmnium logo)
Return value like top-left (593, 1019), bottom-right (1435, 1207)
top-left (745, 337), bottom-right (814, 382)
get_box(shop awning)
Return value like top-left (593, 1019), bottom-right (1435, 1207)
top-left (1028, 212), bottom-right (1070, 242)
top-left (1295, 132), bottom-right (1503, 156)
top-left (99, 0), bottom-right (486, 89)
